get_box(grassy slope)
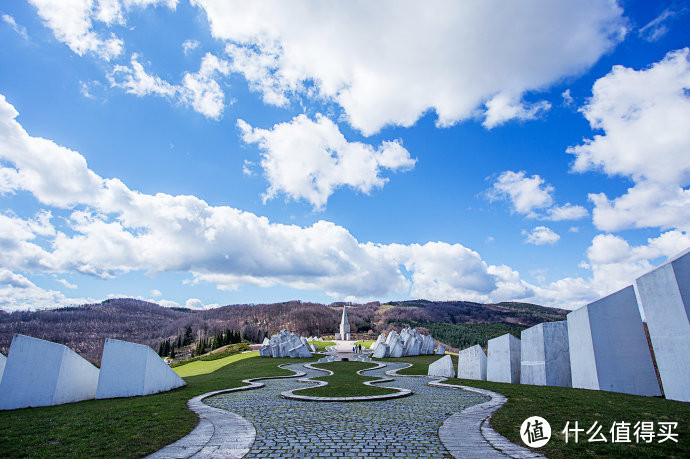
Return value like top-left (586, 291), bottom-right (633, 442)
top-left (0, 353), bottom-right (316, 458)
top-left (308, 340), bottom-right (335, 351)
top-left (444, 378), bottom-right (689, 458)
top-left (174, 350), bottom-right (256, 377)
top-left (354, 339), bottom-right (376, 349)
top-left (297, 361), bottom-right (398, 397)
top-left (375, 354), bottom-right (453, 375)
top-left (385, 355), bottom-right (689, 458)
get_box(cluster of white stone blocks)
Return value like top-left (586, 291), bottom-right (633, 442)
top-left (487, 333), bottom-right (521, 384)
top-left (567, 286), bottom-right (660, 397)
top-left (458, 344), bottom-right (487, 380)
top-left (258, 329), bottom-right (313, 358)
top-left (428, 355), bottom-right (455, 378)
top-left (0, 334), bottom-right (186, 411)
top-left (520, 321), bottom-right (571, 387)
top-left (370, 327), bottom-right (441, 358)
top-left (635, 249), bottom-right (690, 402)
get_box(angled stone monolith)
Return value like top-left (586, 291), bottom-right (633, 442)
top-left (96, 338), bottom-right (185, 399)
top-left (487, 333), bottom-right (521, 383)
top-left (567, 286), bottom-right (661, 396)
top-left (435, 344), bottom-right (445, 355)
top-left (428, 355), bottom-right (455, 378)
top-left (457, 345), bottom-right (487, 380)
top-left (372, 343), bottom-right (389, 358)
top-left (371, 333), bottom-right (386, 351)
top-left (0, 353), bottom-right (6, 382)
top-left (520, 321), bottom-right (571, 387)
top-left (385, 330), bottom-right (399, 346)
top-left (0, 334), bottom-right (99, 410)
top-left (290, 344), bottom-right (312, 358)
top-left (636, 248), bottom-right (690, 402)
top-left (259, 345), bottom-right (271, 357)
top-left (389, 337), bottom-right (404, 358)
top-left (422, 335), bottom-right (434, 354)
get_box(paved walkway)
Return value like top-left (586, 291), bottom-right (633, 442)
top-left (151, 355), bottom-right (543, 458)
top-left (204, 359), bottom-right (488, 458)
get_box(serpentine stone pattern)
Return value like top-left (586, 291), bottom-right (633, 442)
top-left (205, 357), bottom-right (490, 458)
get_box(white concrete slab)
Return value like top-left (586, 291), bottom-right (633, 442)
top-left (406, 337), bottom-right (422, 356)
top-left (96, 338), bottom-right (185, 399)
top-left (258, 345), bottom-right (270, 357)
top-left (371, 333), bottom-right (386, 351)
top-left (0, 353), bottom-right (6, 383)
top-left (389, 338), bottom-right (404, 358)
top-left (435, 344), bottom-right (446, 355)
top-left (420, 335), bottom-right (431, 354)
top-left (290, 344), bottom-right (312, 358)
top-left (385, 331), bottom-right (399, 346)
top-left (0, 334), bottom-right (99, 410)
top-left (520, 321), bottom-right (571, 387)
top-left (372, 343), bottom-right (389, 358)
top-left (458, 345), bottom-right (487, 380)
top-left (567, 286), bottom-right (661, 396)
top-left (487, 334), bottom-right (521, 383)
top-left (636, 248), bottom-right (690, 401)
top-left (428, 355), bottom-right (455, 378)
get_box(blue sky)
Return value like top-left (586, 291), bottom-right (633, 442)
top-left (0, 1), bottom-right (688, 311)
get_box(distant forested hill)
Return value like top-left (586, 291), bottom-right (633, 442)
top-left (0, 298), bottom-right (568, 363)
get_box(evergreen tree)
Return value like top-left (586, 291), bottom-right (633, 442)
top-left (183, 326), bottom-right (193, 346)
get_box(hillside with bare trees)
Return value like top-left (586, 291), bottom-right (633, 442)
top-left (0, 298), bottom-right (567, 364)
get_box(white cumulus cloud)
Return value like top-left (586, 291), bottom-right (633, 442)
top-left (482, 93), bottom-right (551, 129)
top-left (568, 48), bottom-right (690, 232)
top-left (108, 52), bottom-right (230, 119)
top-left (182, 39), bottom-right (200, 54)
top-left (0, 93), bottom-right (535, 308)
top-left (238, 114), bottom-right (416, 210)
top-left (523, 226), bottom-right (560, 245)
top-left (28, 0), bottom-right (124, 60)
top-left (487, 170), bottom-right (588, 221)
top-left (0, 269), bottom-right (87, 311)
top-left (193, 0), bottom-right (626, 134)
top-left (28, 0), bottom-right (179, 60)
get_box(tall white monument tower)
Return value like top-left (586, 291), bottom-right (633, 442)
top-left (336, 306), bottom-right (351, 340)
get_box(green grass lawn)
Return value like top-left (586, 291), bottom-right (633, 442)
top-left (0, 353), bottom-right (316, 458)
top-left (174, 350), bottom-right (257, 377)
top-left (308, 340), bottom-right (335, 351)
top-left (374, 353), bottom-right (453, 375)
top-left (443, 378), bottom-right (689, 458)
top-left (296, 361), bottom-right (398, 397)
top-left (354, 339), bottom-right (376, 349)
top-left (377, 354), bottom-right (689, 458)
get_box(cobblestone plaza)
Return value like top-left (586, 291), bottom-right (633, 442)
top-left (205, 360), bottom-right (489, 458)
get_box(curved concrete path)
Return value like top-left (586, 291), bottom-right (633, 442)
top-left (150, 356), bottom-right (544, 458)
